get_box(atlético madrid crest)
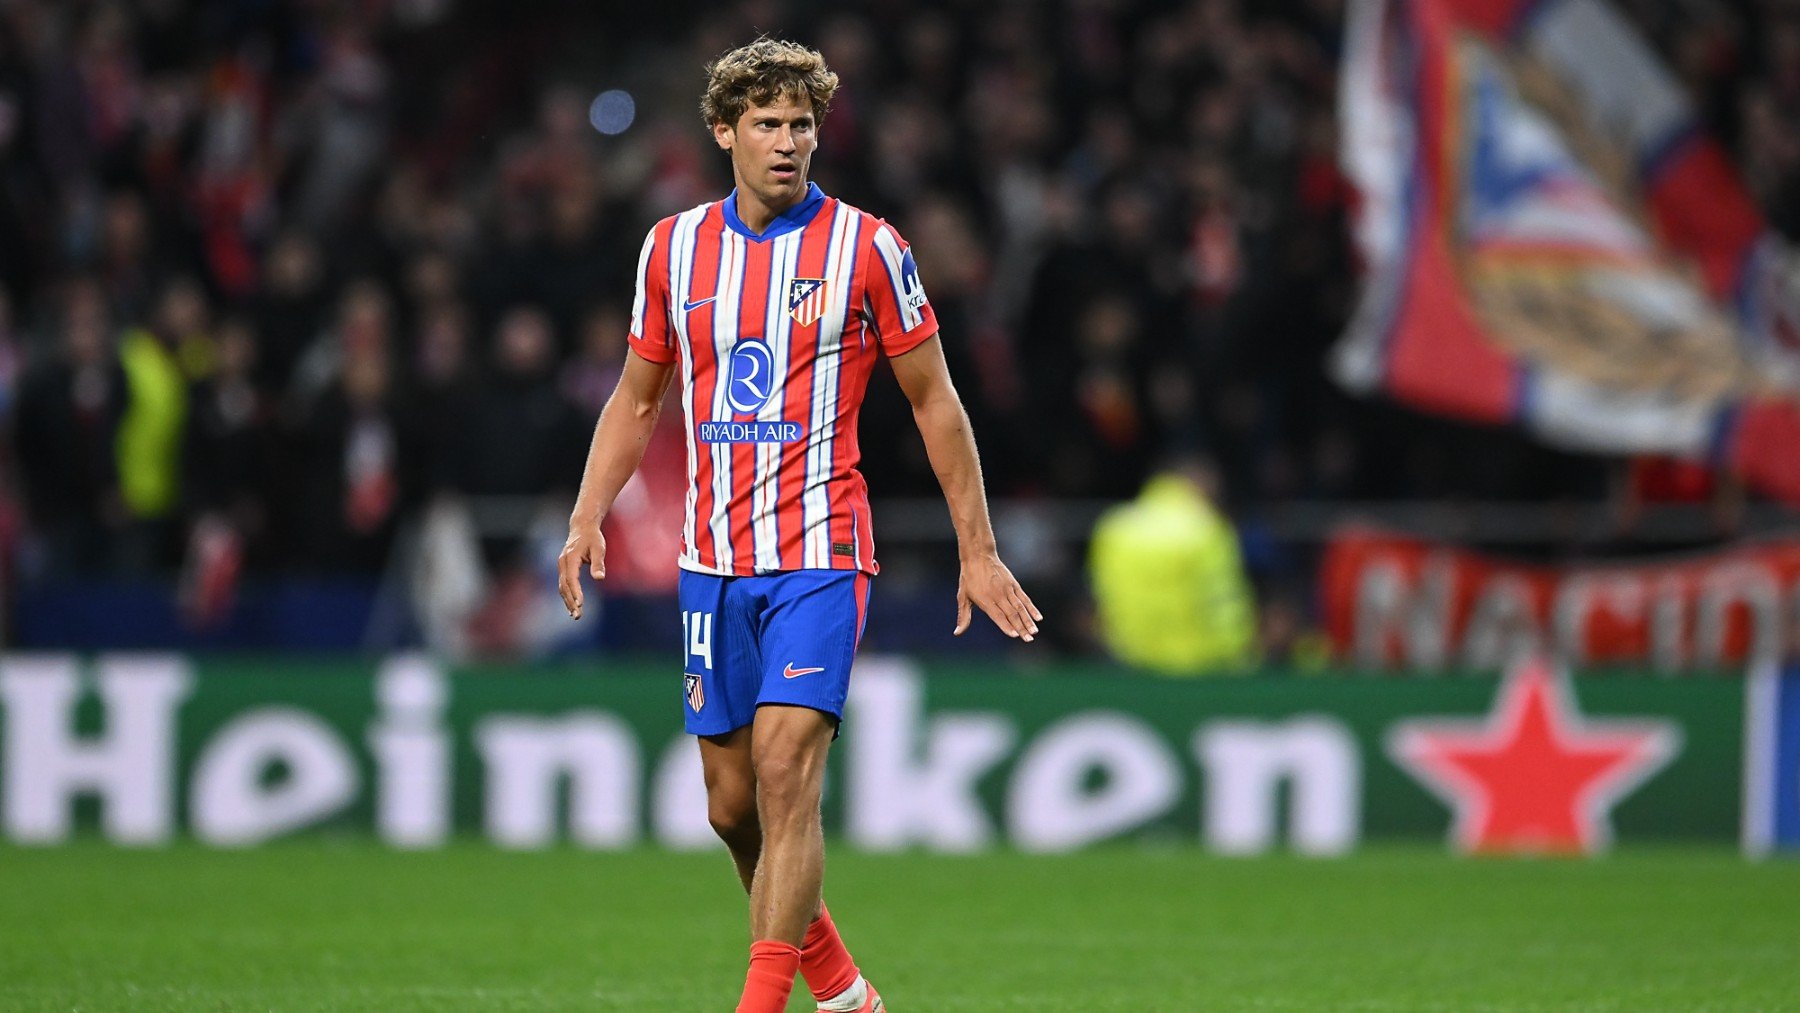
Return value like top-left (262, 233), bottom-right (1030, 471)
top-left (788, 278), bottom-right (828, 327)
top-left (684, 673), bottom-right (704, 712)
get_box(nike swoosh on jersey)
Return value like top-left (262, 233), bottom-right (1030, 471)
top-left (782, 663), bottom-right (826, 679)
top-left (683, 296), bottom-right (717, 312)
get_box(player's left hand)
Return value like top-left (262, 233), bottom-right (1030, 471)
top-left (956, 551), bottom-right (1041, 642)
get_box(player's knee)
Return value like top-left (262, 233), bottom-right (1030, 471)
top-left (707, 793), bottom-right (760, 847)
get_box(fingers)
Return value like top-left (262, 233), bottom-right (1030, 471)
top-left (968, 572), bottom-right (1042, 642)
top-left (1008, 585), bottom-right (1039, 641)
top-left (972, 589), bottom-right (1024, 641)
top-left (559, 531), bottom-right (607, 620)
top-left (1020, 588), bottom-right (1044, 623)
top-left (557, 550), bottom-right (583, 619)
top-left (986, 592), bottom-right (1033, 642)
top-left (954, 589), bottom-right (972, 636)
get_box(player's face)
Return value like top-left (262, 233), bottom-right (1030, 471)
top-left (714, 93), bottom-right (817, 217)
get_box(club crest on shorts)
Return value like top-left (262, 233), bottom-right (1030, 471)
top-left (684, 673), bottom-right (705, 712)
top-left (788, 278), bottom-right (828, 327)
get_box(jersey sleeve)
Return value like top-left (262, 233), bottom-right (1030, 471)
top-left (861, 220), bottom-right (940, 357)
top-left (626, 225), bottom-right (677, 364)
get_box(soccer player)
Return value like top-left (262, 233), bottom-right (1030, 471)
top-left (556, 37), bottom-right (1041, 1013)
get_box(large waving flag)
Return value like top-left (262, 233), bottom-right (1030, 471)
top-left (1336, 0), bottom-right (1800, 500)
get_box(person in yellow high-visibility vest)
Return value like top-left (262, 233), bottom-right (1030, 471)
top-left (1088, 458), bottom-right (1256, 674)
top-left (116, 279), bottom-right (211, 571)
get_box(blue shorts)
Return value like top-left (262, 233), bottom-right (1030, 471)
top-left (677, 568), bottom-right (871, 737)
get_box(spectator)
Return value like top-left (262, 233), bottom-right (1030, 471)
top-left (412, 300), bottom-right (479, 492)
top-left (290, 15), bottom-right (390, 236)
top-left (115, 276), bottom-right (209, 572)
top-left (290, 279), bottom-right (393, 415)
top-left (289, 335), bottom-right (418, 574)
top-left (444, 305), bottom-right (584, 503)
top-left (183, 316), bottom-right (274, 562)
top-left (560, 302), bottom-right (628, 418)
top-left (12, 280), bottom-right (126, 575)
top-left (96, 191), bottom-right (157, 324)
top-left (178, 316), bottom-right (269, 626)
top-left (253, 232), bottom-right (331, 399)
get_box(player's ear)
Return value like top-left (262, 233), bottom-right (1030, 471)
top-left (711, 119), bottom-right (734, 151)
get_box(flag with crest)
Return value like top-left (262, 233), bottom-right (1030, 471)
top-left (1336, 0), bottom-right (1800, 501)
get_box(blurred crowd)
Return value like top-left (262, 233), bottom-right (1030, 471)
top-left (0, 0), bottom-right (1797, 602)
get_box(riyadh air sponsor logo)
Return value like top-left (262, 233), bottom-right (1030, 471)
top-left (788, 278), bottom-right (829, 327)
top-left (697, 420), bottom-right (802, 443)
top-left (725, 338), bottom-right (776, 415)
top-left (783, 663), bottom-right (826, 679)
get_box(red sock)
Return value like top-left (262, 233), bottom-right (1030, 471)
top-left (800, 902), bottom-right (862, 1002)
top-left (736, 940), bottom-right (801, 1013)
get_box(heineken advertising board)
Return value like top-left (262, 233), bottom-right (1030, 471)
top-left (0, 654), bottom-right (1761, 854)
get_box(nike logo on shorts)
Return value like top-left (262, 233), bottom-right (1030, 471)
top-left (783, 663), bottom-right (826, 679)
top-left (683, 297), bottom-right (717, 312)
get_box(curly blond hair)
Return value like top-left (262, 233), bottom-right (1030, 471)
top-left (701, 37), bottom-right (839, 129)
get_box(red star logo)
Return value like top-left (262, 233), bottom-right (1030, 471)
top-left (1388, 658), bottom-right (1681, 854)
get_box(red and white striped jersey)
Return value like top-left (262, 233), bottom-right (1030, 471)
top-left (626, 183), bottom-right (939, 576)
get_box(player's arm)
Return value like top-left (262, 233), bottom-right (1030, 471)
top-left (557, 349), bottom-right (677, 619)
top-left (888, 334), bottom-right (1041, 642)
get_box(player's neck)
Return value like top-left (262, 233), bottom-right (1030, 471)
top-left (733, 181), bottom-right (807, 234)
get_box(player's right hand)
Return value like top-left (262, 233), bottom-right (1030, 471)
top-left (557, 522), bottom-right (606, 620)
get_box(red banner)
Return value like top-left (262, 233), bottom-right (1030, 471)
top-left (1321, 529), bottom-right (1800, 671)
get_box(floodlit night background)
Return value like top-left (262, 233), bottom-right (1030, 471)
top-left (2, 1), bottom-right (1800, 1008)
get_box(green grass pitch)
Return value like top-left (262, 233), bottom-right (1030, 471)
top-left (3, 842), bottom-right (1798, 1011)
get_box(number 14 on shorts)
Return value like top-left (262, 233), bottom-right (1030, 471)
top-left (682, 610), bottom-right (714, 670)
